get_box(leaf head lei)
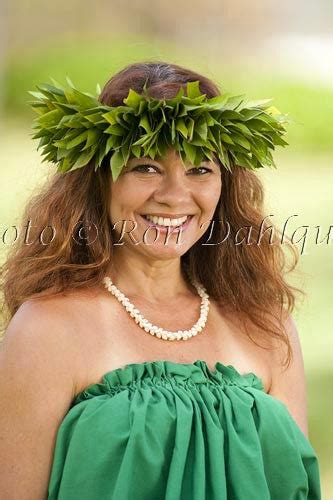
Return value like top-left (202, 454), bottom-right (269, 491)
top-left (28, 77), bottom-right (290, 182)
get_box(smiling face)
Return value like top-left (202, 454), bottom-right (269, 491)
top-left (108, 148), bottom-right (222, 260)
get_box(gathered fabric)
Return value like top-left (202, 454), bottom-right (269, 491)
top-left (47, 360), bottom-right (321, 499)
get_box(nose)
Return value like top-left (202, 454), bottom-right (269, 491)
top-left (150, 166), bottom-right (192, 207)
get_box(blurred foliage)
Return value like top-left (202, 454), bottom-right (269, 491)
top-left (307, 368), bottom-right (333, 489)
top-left (3, 35), bottom-right (333, 155)
top-left (3, 35), bottom-right (179, 115)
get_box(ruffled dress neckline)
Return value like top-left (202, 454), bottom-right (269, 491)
top-left (72, 359), bottom-right (265, 405)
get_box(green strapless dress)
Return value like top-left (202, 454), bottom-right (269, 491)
top-left (47, 360), bottom-right (321, 499)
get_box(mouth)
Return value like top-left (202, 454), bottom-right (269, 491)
top-left (138, 214), bottom-right (194, 233)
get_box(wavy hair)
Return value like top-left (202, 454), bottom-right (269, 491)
top-left (0, 61), bottom-right (304, 366)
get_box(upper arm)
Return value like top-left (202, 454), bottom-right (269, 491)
top-left (0, 300), bottom-right (78, 500)
top-left (268, 314), bottom-right (309, 437)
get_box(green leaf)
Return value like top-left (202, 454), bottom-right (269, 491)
top-left (123, 88), bottom-right (144, 109)
top-left (132, 134), bottom-right (151, 146)
top-left (131, 144), bottom-right (141, 158)
top-left (37, 83), bottom-right (65, 97)
top-left (175, 118), bottom-right (188, 138)
top-left (81, 129), bottom-right (101, 150)
top-left (245, 119), bottom-right (275, 132)
top-left (105, 135), bottom-right (116, 155)
top-left (220, 133), bottom-right (235, 145)
top-left (167, 86), bottom-right (184, 106)
top-left (58, 157), bottom-right (72, 172)
top-left (189, 134), bottom-right (207, 146)
top-left (65, 76), bottom-right (75, 88)
top-left (104, 124), bottom-right (125, 136)
top-left (195, 116), bottom-right (208, 141)
top-left (186, 81), bottom-right (202, 99)
top-left (240, 109), bottom-right (263, 121)
top-left (186, 117), bottom-right (195, 141)
top-left (232, 134), bottom-right (252, 151)
top-left (223, 94), bottom-right (247, 110)
top-left (110, 150), bottom-right (125, 181)
top-left (38, 109), bottom-right (63, 126)
top-left (182, 141), bottom-right (197, 164)
top-left (53, 102), bottom-right (79, 114)
top-left (28, 91), bottom-right (45, 100)
top-left (71, 145), bottom-right (97, 170)
top-left (139, 113), bottom-right (151, 133)
top-left (220, 110), bottom-right (243, 120)
top-left (202, 149), bottom-right (214, 161)
top-left (57, 148), bottom-right (71, 160)
top-left (102, 110), bottom-right (118, 125)
top-left (85, 112), bottom-right (104, 124)
top-left (66, 88), bottom-right (98, 108)
top-left (171, 119), bottom-right (176, 142)
top-left (65, 130), bottom-right (88, 149)
top-left (246, 98), bottom-right (273, 109)
top-left (96, 137), bottom-right (107, 168)
top-left (228, 122), bottom-right (252, 137)
top-left (205, 93), bottom-right (230, 108)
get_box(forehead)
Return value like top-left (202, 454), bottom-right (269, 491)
top-left (126, 148), bottom-right (220, 167)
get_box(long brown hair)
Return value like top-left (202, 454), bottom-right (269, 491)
top-left (0, 61), bottom-right (304, 366)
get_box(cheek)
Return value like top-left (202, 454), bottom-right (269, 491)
top-left (199, 181), bottom-right (222, 212)
top-left (109, 180), bottom-right (152, 218)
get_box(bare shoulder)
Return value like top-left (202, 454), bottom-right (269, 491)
top-left (0, 294), bottom-right (91, 499)
top-left (267, 312), bottom-right (309, 437)
top-left (1, 293), bottom-right (81, 384)
top-left (0, 291), bottom-right (96, 396)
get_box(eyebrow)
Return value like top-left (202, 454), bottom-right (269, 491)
top-left (126, 156), bottom-right (218, 168)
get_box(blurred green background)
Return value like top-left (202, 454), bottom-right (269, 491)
top-left (1, 0), bottom-right (332, 496)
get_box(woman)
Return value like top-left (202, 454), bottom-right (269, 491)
top-left (0, 61), bottom-right (321, 499)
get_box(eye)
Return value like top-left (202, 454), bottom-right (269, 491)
top-left (188, 166), bottom-right (213, 175)
top-left (132, 164), bottom-right (213, 175)
top-left (132, 164), bottom-right (158, 173)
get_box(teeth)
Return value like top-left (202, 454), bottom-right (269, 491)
top-left (144, 215), bottom-right (188, 227)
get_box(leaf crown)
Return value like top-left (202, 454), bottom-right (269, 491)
top-left (28, 77), bottom-right (290, 181)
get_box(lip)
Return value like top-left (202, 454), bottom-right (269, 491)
top-left (138, 214), bottom-right (193, 233)
top-left (140, 213), bottom-right (193, 218)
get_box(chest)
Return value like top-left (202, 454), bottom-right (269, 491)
top-left (73, 293), bottom-right (273, 396)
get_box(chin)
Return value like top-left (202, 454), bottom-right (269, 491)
top-left (139, 236), bottom-right (193, 258)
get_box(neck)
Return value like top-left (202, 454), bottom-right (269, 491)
top-left (104, 252), bottom-right (192, 304)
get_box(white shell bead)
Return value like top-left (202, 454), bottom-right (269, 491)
top-left (102, 271), bottom-right (209, 342)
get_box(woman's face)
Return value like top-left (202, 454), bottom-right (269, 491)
top-left (108, 148), bottom-right (222, 259)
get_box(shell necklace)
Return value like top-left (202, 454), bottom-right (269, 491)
top-left (102, 270), bottom-right (210, 341)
